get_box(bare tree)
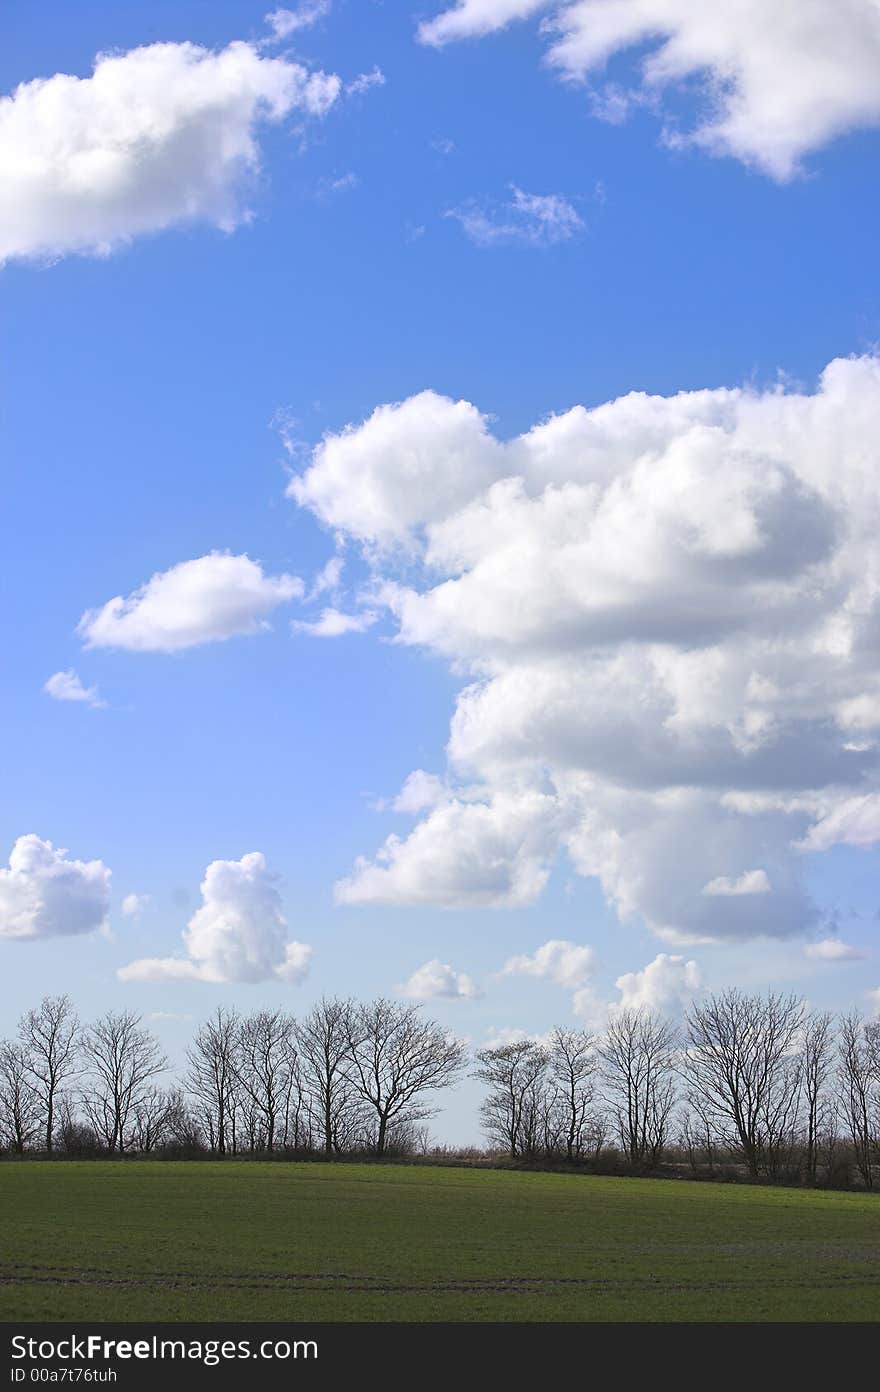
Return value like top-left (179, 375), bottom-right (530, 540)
top-left (683, 990), bottom-right (804, 1179)
top-left (600, 1008), bottom-right (678, 1169)
top-left (130, 1087), bottom-right (183, 1153)
top-left (474, 1039), bottom-right (549, 1158)
top-left (838, 1011), bottom-right (879, 1188)
top-left (295, 998), bottom-right (358, 1155)
top-left (547, 1026), bottom-right (597, 1162)
top-left (80, 1010), bottom-right (167, 1153)
top-left (346, 999), bottom-right (465, 1157)
top-left (802, 1010), bottom-right (835, 1184)
top-left (18, 995), bottom-right (80, 1153)
top-left (186, 1007), bottom-right (241, 1155)
top-left (235, 1010), bottom-right (298, 1152)
top-left (0, 1041), bottom-right (41, 1153)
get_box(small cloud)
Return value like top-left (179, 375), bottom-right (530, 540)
top-left (264, 2), bottom-right (331, 42)
top-left (44, 669), bottom-right (105, 709)
top-left (292, 607), bottom-right (377, 637)
top-left (432, 137), bottom-right (456, 155)
top-left (121, 893), bottom-right (151, 919)
top-left (78, 552), bottom-right (303, 653)
top-left (398, 958), bottom-right (481, 1000)
top-left (804, 938), bottom-right (865, 961)
top-left (147, 1011), bottom-right (194, 1023)
top-left (702, 869), bottom-right (771, 897)
top-left (308, 555), bottom-right (344, 600)
top-left (447, 185), bottom-right (584, 248)
top-left (0, 834), bottom-right (111, 941)
top-left (502, 939), bottom-right (596, 990)
top-left (316, 172), bottom-right (360, 199)
top-left (405, 222), bottom-right (426, 243)
top-left (346, 67), bottom-right (385, 97)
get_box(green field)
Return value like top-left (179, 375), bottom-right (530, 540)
top-left (1, 1160), bottom-right (879, 1322)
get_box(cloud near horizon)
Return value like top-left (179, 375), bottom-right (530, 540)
top-left (0, 835), bottom-right (111, 940)
top-left (119, 851), bottom-right (311, 984)
top-left (292, 355), bottom-right (880, 945)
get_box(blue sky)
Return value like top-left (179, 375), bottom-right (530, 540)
top-left (2, 0), bottom-right (880, 1140)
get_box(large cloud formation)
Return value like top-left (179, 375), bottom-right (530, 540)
top-left (0, 835), bottom-right (111, 940)
top-left (0, 39), bottom-right (340, 263)
top-left (417, 1), bottom-right (880, 179)
top-left (295, 355), bottom-right (880, 943)
top-left (119, 851), bottom-right (311, 984)
top-left (78, 552), bottom-right (302, 652)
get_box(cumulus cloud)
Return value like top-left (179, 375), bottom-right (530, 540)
top-left (398, 958), bottom-right (481, 999)
top-left (804, 938), bottom-right (865, 961)
top-left (291, 607), bottom-right (377, 637)
top-left (418, 0), bottom-right (880, 178)
top-left (44, 669), bottom-right (105, 708)
top-left (335, 789), bottom-right (563, 907)
top-left (0, 39), bottom-right (341, 264)
top-left (611, 952), bottom-right (702, 1016)
top-left (447, 185), bottom-right (584, 247)
top-left (702, 869), bottom-right (771, 897)
top-left (78, 552), bottom-right (302, 652)
top-left (502, 938), bottom-right (596, 989)
top-left (0, 835), bottom-right (111, 940)
top-left (292, 355), bottom-right (880, 943)
top-left (119, 851), bottom-right (311, 984)
top-left (121, 893), bottom-right (150, 918)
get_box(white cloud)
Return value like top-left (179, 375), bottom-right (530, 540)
top-left (418, 0), bottom-right (880, 178)
top-left (869, 987), bottom-right (880, 1016)
top-left (804, 938), bottom-right (865, 961)
top-left (308, 555), bottom-right (344, 600)
top-left (346, 68), bottom-right (386, 97)
top-left (390, 770), bottom-right (450, 814)
top-left (0, 39), bottom-right (341, 264)
top-left (447, 185), bottom-right (584, 247)
top-left (289, 390), bottom-right (503, 549)
top-left (119, 851), bottom-right (311, 984)
top-left (121, 893), bottom-right (150, 918)
top-left (612, 952), bottom-right (702, 1016)
top-left (797, 794), bottom-right (880, 851)
top-left (502, 938), bottom-right (596, 989)
top-left (78, 552), bottom-right (302, 653)
top-left (291, 607), bottom-right (377, 637)
top-left (44, 669), bottom-right (105, 708)
top-left (398, 958), bottom-right (481, 999)
top-left (335, 789), bottom-right (562, 907)
top-left (418, 1), bottom-right (551, 47)
top-left (0, 835), bottom-right (111, 940)
top-left (702, 869), bottom-right (771, 897)
top-left (292, 355), bottom-right (880, 943)
top-left (484, 1024), bottom-right (557, 1047)
top-left (265, 3), bottom-right (332, 41)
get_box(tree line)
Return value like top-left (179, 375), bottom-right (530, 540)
top-left (1, 990), bottom-right (878, 1189)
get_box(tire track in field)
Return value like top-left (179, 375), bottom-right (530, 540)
top-left (3, 1263), bottom-right (880, 1298)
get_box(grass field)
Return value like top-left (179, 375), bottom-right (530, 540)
top-left (1, 1160), bottom-right (879, 1322)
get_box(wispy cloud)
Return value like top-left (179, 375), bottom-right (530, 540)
top-left (447, 185), bottom-right (584, 247)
